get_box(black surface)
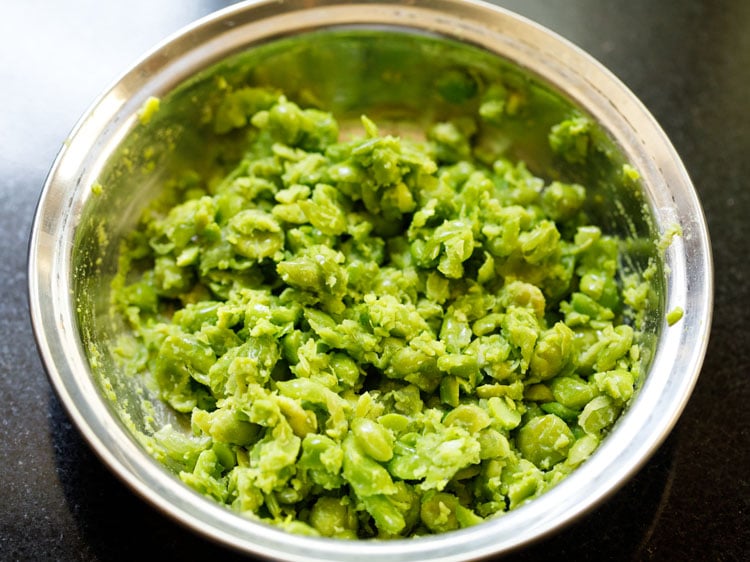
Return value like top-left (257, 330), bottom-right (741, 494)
top-left (2, 1), bottom-right (748, 560)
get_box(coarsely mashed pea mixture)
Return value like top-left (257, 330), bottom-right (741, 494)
top-left (111, 88), bottom-right (649, 539)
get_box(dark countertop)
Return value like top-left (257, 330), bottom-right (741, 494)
top-left (2, 1), bottom-right (747, 560)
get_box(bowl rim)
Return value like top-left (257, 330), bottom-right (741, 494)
top-left (28, 0), bottom-right (713, 560)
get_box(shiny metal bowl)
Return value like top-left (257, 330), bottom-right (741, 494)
top-left (29, 0), bottom-right (712, 560)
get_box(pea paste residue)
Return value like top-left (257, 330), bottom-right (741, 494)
top-left (111, 89), bottom-right (648, 538)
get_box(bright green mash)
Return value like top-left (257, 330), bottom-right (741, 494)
top-left (112, 88), bottom-right (647, 538)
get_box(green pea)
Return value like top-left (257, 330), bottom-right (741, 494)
top-left (568, 292), bottom-right (614, 322)
top-left (228, 467), bottom-right (264, 513)
top-left (504, 459), bottom-right (543, 509)
top-left (420, 492), bottom-right (461, 533)
top-left (352, 418), bottom-right (394, 462)
top-left (331, 352), bottom-right (361, 387)
top-left (593, 369), bottom-right (635, 402)
top-left (549, 116), bottom-right (591, 164)
top-left (122, 280), bottom-right (159, 313)
top-left (566, 434), bottom-right (599, 467)
top-left (579, 395), bottom-right (621, 436)
top-left (277, 259), bottom-right (322, 291)
top-left (154, 255), bottom-right (193, 297)
top-left (472, 313), bottom-right (504, 336)
top-left (377, 413), bottom-right (410, 434)
top-left (387, 346), bottom-right (437, 378)
top-left (529, 322), bottom-right (574, 380)
top-left (343, 435), bottom-right (397, 499)
top-left (457, 507), bottom-right (483, 530)
top-left (550, 375), bottom-right (596, 410)
top-left (523, 383), bottom-right (554, 402)
top-left (440, 375), bottom-right (461, 407)
top-left (443, 404), bottom-right (491, 433)
top-left (519, 220), bottom-right (560, 264)
top-left (477, 428), bottom-right (510, 460)
top-left (299, 183), bottom-right (348, 236)
top-left (277, 245), bottom-right (348, 297)
top-left (179, 449), bottom-right (227, 503)
top-left (361, 494), bottom-right (406, 537)
top-left (541, 181), bottom-right (586, 222)
top-left (309, 496), bottom-right (358, 538)
top-left (500, 280), bottom-right (546, 319)
top-left (155, 332), bottom-right (216, 411)
top-left (227, 209), bottom-right (284, 259)
top-left (540, 401), bottom-right (579, 422)
top-left (486, 396), bottom-right (522, 430)
top-left (277, 395), bottom-right (318, 438)
top-left (594, 325), bottom-right (634, 372)
top-left (439, 310), bottom-right (473, 353)
top-left (502, 306), bottom-right (540, 370)
top-left (298, 434), bottom-right (344, 490)
top-left (196, 408), bottom-right (259, 446)
top-left (437, 353), bottom-right (479, 378)
top-left (516, 413), bottom-right (574, 469)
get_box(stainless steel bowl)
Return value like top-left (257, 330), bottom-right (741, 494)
top-left (28, 0), bottom-right (712, 560)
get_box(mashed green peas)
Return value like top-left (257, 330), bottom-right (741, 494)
top-left (112, 89), bottom-right (646, 538)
